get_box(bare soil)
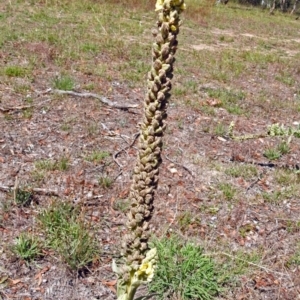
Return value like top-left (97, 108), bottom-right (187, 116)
top-left (1, 1), bottom-right (300, 300)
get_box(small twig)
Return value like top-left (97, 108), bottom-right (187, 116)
top-left (0, 185), bottom-right (60, 197)
top-left (113, 132), bottom-right (140, 168)
top-left (266, 225), bottom-right (287, 238)
top-left (13, 177), bottom-right (19, 204)
top-left (49, 89), bottom-right (139, 109)
top-left (113, 171), bottom-right (123, 182)
top-left (246, 171), bottom-right (264, 193)
top-left (0, 96), bottom-right (59, 113)
top-left (0, 105), bottom-right (32, 113)
top-left (164, 154), bottom-right (194, 177)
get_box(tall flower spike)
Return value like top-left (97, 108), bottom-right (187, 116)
top-left (114, 1), bottom-right (185, 299)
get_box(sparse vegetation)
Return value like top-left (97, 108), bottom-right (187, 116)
top-left (219, 183), bottom-right (236, 201)
top-left (263, 141), bottom-right (290, 160)
top-left (225, 164), bottom-right (258, 179)
top-left (149, 235), bottom-right (223, 300)
top-left (98, 176), bottom-right (113, 189)
top-left (0, 0), bottom-right (300, 298)
top-left (263, 147), bottom-right (282, 160)
top-left (214, 122), bottom-right (227, 136)
top-left (12, 233), bottom-right (42, 262)
top-left (4, 66), bottom-right (28, 77)
top-left (53, 75), bottom-right (75, 90)
top-left (38, 201), bottom-right (98, 270)
top-left (14, 188), bottom-right (33, 207)
top-left (34, 157), bottom-right (69, 172)
top-left (84, 150), bottom-right (110, 163)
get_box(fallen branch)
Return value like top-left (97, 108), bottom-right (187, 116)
top-left (50, 89), bottom-right (139, 109)
top-left (0, 98), bottom-right (55, 113)
top-left (0, 105), bottom-right (32, 113)
top-left (0, 185), bottom-right (60, 197)
top-left (0, 89), bottom-right (139, 113)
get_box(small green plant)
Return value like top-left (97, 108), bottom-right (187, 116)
top-left (85, 150), bottom-right (110, 163)
top-left (239, 224), bottom-right (255, 238)
top-left (177, 211), bottom-right (193, 231)
top-left (87, 123), bottom-right (98, 136)
top-left (56, 156), bottom-right (69, 171)
top-left (176, 211), bottom-right (200, 231)
top-left (177, 118), bottom-right (184, 130)
top-left (60, 123), bottom-right (71, 132)
top-left (149, 235), bottom-right (222, 300)
top-left (277, 141), bottom-right (290, 155)
top-left (14, 84), bottom-right (31, 94)
top-left (22, 108), bottom-right (33, 119)
top-left (206, 88), bottom-right (245, 115)
top-left (261, 189), bottom-right (293, 204)
top-left (220, 250), bottom-right (261, 277)
top-left (229, 122), bottom-right (300, 141)
top-left (83, 83), bottom-right (95, 91)
top-left (38, 201), bottom-right (98, 270)
top-left (99, 176), bottom-right (113, 188)
top-left (275, 169), bottom-right (299, 185)
top-left (12, 233), bottom-right (41, 261)
top-left (53, 75), bottom-right (75, 90)
top-left (267, 123), bottom-right (300, 138)
top-left (15, 188), bottom-right (33, 206)
top-left (287, 252), bottom-right (300, 267)
top-left (34, 157), bottom-right (69, 171)
top-left (31, 170), bottom-right (46, 183)
top-left (113, 199), bottom-right (131, 212)
top-left (226, 104), bottom-right (243, 115)
top-left (225, 165), bottom-right (258, 180)
top-left (5, 66), bottom-right (27, 77)
top-left (214, 123), bottom-right (226, 136)
top-left (219, 183), bottom-right (236, 201)
top-left (35, 159), bottom-right (57, 171)
top-left (275, 73), bottom-right (295, 86)
top-left (263, 147), bottom-right (282, 160)
top-left (286, 243), bottom-right (300, 267)
top-left (81, 42), bottom-right (98, 53)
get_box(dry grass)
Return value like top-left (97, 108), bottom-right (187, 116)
top-left (0, 0), bottom-right (300, 299)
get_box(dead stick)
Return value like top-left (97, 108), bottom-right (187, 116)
top-left (51, 89), bottom-right (139, 109)
top-left (0, 105), bottom-right (32, 113)
top-left (0, 185), bottom-right (60, 197)
top-left (113, 132), bottom-right (140, 168)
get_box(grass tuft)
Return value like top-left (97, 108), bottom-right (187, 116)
top-left (15, 188), bottom-right (33, 207)
top-left (84, 150), bottom-right (110, 163)
top-left (34, 157), bottom-right (69, 172)
top-left (53, 75), bottom-right (75, 90)
top-left (12, 233), bottom-right (42, 262)
top-left (38, 201), bottom-right (98, 270)
top-left (99, 176), bottom-right (113, 189)
top-left (5, 66), bottom-right (28, 77)
top-left (149, 235), bottom-right (223, 300)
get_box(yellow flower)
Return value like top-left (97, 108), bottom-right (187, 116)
top-left (171, 0), bottom-right (186, 10)
top-left (137, 261), bottom-right (155, 281)
top-left (135, 248), bottom-right (157, 282)
top-left (155, 0), bottom-right (164, 11)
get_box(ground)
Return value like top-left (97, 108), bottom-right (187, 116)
top-left (0, 0), bottom-right (300, 299)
